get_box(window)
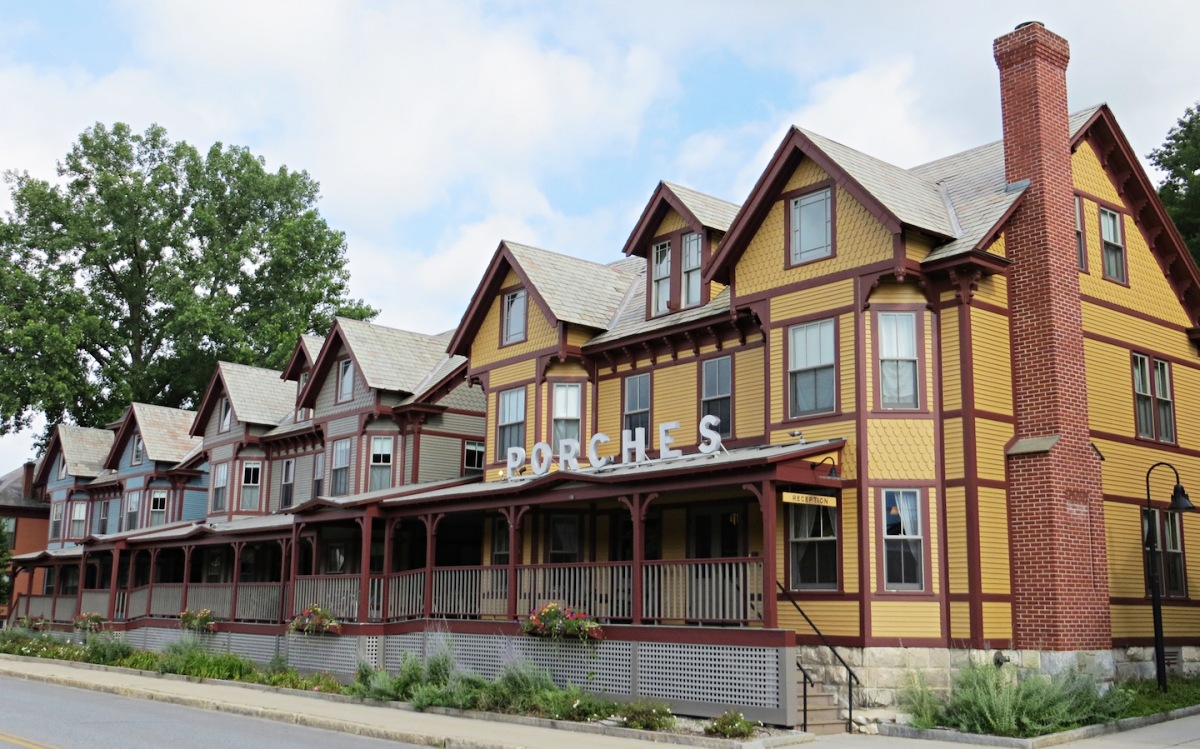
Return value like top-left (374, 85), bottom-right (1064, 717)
top-left (212, 463), bottom-right (228, 511)
top-left (70, 502), bottom-right (87, 538)
top-left (789, 187), bottom-right (832, 264)
top-left (491, 516), bottom-right (510, 566)
top-left (57, 455), bottom-right (67, 480)
top-left (651, 240), bottom-right (671, 315)
top-left (701, 357), bottom-right (732, 437)
top-left (548, 515), bottom-right (580, 563)
top-left (682, 233), bottom-right (702, 308)
top-left (883, 489), bottom-right (923, 590)
top-left (502, 289), bottom-right (527, 345)
top-left (789, 319), bottom-right (835, 417)
top-left (124, 491), bottom-right (141, 533)
top-left (789, 504), bottom-right (837, 590)
top-left (297, 372), bottom-right (311, 420)
top-left (50, 503), bottom-right (63, 539)
top-left (240, 462), bottom-right (261, 511)
top-left (497, 388), bottom-right (526, 459)
top-left (552, 383), bottom-right (581, 447)
top-left (219, 397), bottom-right (232, 432)
top-left (879, 312), bottom-right (918, 409)
top-left (149, 490), bottom-right (167, 526)
top-left (96, 502), bottom-right (110, 535)
top-left (337, 359), bottom-right (354, 402)
top-left (1075, 195), bottom-right (1087, 270)
top-left (369, 436), bottom-right (393, 492)
top-left (1101, 207), bottom-right (1126, 283)
top-left (313, 451), bottom-right (325, 497)
top-left (464, 440), bottom-right (485, 474)
top-left (131, 434), bottom-right (144, 465)
top-left (1144, 508), bottom-right (1187, 597)
top-left (281, 459), bottom-right (295, 508)
top-left (331, 439), bottom-right (350, 496)
top-left (624, 373), bottom-right (650, 435)
top-left (1133, 354), bottom-right (1175, 442)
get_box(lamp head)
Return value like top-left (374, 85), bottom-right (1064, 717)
top-left (1168, 483), bottom-right (1195, 513)
top-left (811, 456), bottom-right (839, 479)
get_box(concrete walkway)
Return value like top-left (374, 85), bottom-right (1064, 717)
top-left (1, 654), bottom-right (1198, 749)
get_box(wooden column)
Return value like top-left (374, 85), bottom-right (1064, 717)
top-left (277, 538), bottom-right (289, 623)
top-left (229, 542), bottom-right (244, 623)
top-left (286, 522), bottom-right (302, 619)
top-left (357, 507), bottom-right (378, 623)
top-left (146, 548), bottom-right (159, 619)
top-left (381, 518), bottom-right (397, 622)
top-left (619, 493), bottom-right (656, 625)
top-left (502, 506), bottom-right (530, 621)
top-left (73, 555), bottom-right (86, 619)
top-left (106, 546), bottom-right (122, 621)
top-left (745, 482), bottom-right (778, 629)
top-left (421, 513), bottom-right (443, 619)
top-left (23, 565), bottom-right (34, 617)
top-left (181, 546), bottom-right (193, 612)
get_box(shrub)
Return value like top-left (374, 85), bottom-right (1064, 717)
top-left (115, 651), bottom-right (162, 671)
top-left (900, 671), bottom-right (942, 729)
top-left (73, 612), bottom-right (104, 633)
top-left (179, 608), bottom-right (215, 633)
top-left (704, 710), bottom-right (759, 739)
top-left (260, 667), bottom-right (342, 693)
top-left (394, 652), bottom-right (426, 700)
top-left (480, 659), bottom-right (556, 713)
top-left (425, 648), bottom-right (456, 688)
top-left (532, 684), bottom-right (617, 722)
top-left (442, 673), bottom-right (488, 710)
top-left (157, 638), bottom-right (256, 681)
top-left (83, 632), bottom-right (134, 665)
top-left (409, 682), bottom-right (449, 711)
top-left (619, 698), bottom-right (676, 731)
top-left (17, 616), bottom-right (48, 631)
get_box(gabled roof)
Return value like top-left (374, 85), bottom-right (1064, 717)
top-left (621, 181), bottom-right (741, 257)
top-left (447, 240), bottom-right (639, 357)
top-left (300, 318), bottom-right (460, 407)
top-left (280, 334), bottom-right (325, 382)
top-left (105, 403), bottom-right (203, 469)
top-left (34, 425), bottom-right (114, 484)
top-left (0, 464), bottom-right (42, 511)
top-left (191, 361), bottom-right (297, 436)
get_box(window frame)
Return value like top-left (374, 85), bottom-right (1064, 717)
top-left (501, 288), bottom-right (528, 346)
top-left (240, 461), bottom-right (261, 511)
top-left (124, 491), bottom-right (141, 533)
top-left (369, 436), bottom-right (394, 492)
top-left (70, 501), bottom-right (87, 539)
top-left (336, 358), bottom-right (355, 403)
top-left (788, 501), bottom-right (839, 591)
top-left (219, 397), bottom-right (232, 433)
top-left (787, 317), bottom-right (837, 419)
top-left (651, 240), bottom-right (672, 316)
top-left (131, 434), bottom-right (144, 465)
top-left (97, 501), bottom-right (110, 535)
top-left (149, 489), bottom-right (168, 527)
top-left (1132, 352), bottom-right (1176, 444)
top-left (681, 232), bottom-right (703, 309)
top-left (877, 310), bottom-right (920, 411)
top-left (313, 451), bottom-right (325, 498)
top-left (784, 182), bottom-right (835, 268)
top-left (1075, 194), bottom-right (1088, 272)
top-left (497, 387), bottom-right (526, 461)
top-left (701, 355), bottom-right (732, 438)
top-left (211, 463), bottom-right (229, 512)
top-left (882, 488), bottom-right (925, 592)
top-left (623, 372), bottom-right (651, 438)
top-left (464, 440), bottom-right (485, 475)
top-left (1144, 507), bottom-right (1188, 598)
top-left (546, 514), bottom-right (581, 564)
top-left (280, 458), bottom-right (296, 508)
top-left (551, 382), bottom-right (582, 449)
top-left (331, 438), bottom-right (351, 497)
top-left (50, 503), bottom-right (63, 539)
top-left (1099, 206), bottom-right (1128, 285)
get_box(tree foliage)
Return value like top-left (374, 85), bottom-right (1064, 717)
top-left (0, 122), bottom-right (375, 436)
top-left (1150, 103), bottom-right (1200, 265)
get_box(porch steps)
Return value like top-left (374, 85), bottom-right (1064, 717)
top-left (796, 681), bottom-right (847, 735)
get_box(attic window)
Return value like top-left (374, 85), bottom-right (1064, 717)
top-left (652, 241), bottom-right (671, 315)
top-left (57, 456), bottom-right (67, 480)
top-left (337, 359), bottom-right (354, 402)
top-left (502, 289), bottom-right (527, 345)
top-left (682, 233), bottom-right (702, 308)
top-left (650, 231), bottom-right (705, 317)
top-left (219, 397), bottom-right (232, 432)
top-left (788, 186), bottom-right (833, 266)
top-left (131, 434), bottom-right (144, 465)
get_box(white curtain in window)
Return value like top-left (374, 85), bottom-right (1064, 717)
top-left (898, 492), bottom-right (919, 536)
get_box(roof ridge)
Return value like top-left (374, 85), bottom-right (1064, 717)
top-left (661, 180), bottom-right (740, 209)
top-left (337, 315), bottom-right (455, 343)
top-left (504, 240), bottom-right (630, 274)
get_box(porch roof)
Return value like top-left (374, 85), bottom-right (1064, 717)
top-left (83, 519), bottom-right (198, 545)
top-left (12, 546), bottom-right (83, 564)
top-left (286, 475), bottom-right (481, 514)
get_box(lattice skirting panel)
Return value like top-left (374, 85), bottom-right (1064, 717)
top-left (283, 633), bottom-right (366, 679)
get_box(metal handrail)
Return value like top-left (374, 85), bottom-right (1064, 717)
top-left (796, 659), bottom-right (816, 732)
top-left (777, 581), bottom-right (860, 733)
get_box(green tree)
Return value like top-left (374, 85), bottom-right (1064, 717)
top-left (0, 122), bottom-right (375, 435)
top-left (1150, 103), bottom-right (1200, 265)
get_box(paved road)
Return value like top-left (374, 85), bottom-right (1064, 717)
top-left (0, 675), bottom-right (420, 749)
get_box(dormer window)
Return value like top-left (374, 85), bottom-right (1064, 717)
top-left (57, 455), bottom-right (67, 480)
top-left (297, 371), bottom-right (311, 420)
top-left (502, 289), bottom-right (527, 345)
top-left (131, 434), bottom-right (144, 465)
top-left (337, 358), bottom-right (354, 402)
top-left (650, 232), bottom-right (704, 317)
top-left (219, 397), bottom-right (232, 432)
top-left (788, 186), bottom-right (833, 266)
top-left (652, 241), bottom-right (671, 315)
top-left (682, 233), bottom-right (702, 307)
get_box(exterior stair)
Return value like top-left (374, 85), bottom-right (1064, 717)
top-left (797, 681), bottom-right (848, 735)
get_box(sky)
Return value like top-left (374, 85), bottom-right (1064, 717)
top-left (1, 0), bottom-right (1198, 468)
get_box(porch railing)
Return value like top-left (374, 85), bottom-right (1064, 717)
top-left (150, 584), bottom-right (184, 617)
top-left (51, 595), bottom-right (76, 623)
top-left (21, 594), bottom-right (53, 622)
top-left (127, 586), bottom-right (150, 620)
top-left (386, 570), bottom-right (425, 620)
top-left (235, 582), bottom-right (284, 622)
top-left (432, 567), bottom-right (482, 617)
top-left (293, 575), bottom-right (361, 621)
top-left (517, 562), bottom-right (633, 621)
top-left (643, 558), bottom-right (764, 624)
top-left (185, 583), bottom-right (233, 619)
top-left (79, 590), bottom-right (109, 618)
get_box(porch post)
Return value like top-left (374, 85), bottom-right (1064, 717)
top-left (146, 548), bottom-right (159, 619)
top-left (357, 506), bottom-right (378, 623)
top-left (381, 518), bottom-right (396, 622)
top-left (286, 521), bottom-right (302, 619)
top-left (230, 542), bottom-right (243, 622)
top-left (74, 554), bottom-right (86, 619)
top-left (181, 545), bottom-right (193, 613)
top-left (23, 565), bottom-right (34, 617)
top-left (503, 506), bottom-right (529, 621)
top-left (759, 481), bottom-right (779, 629)
top-left (106, 546), bottom-right (121, 621)
top-left (619, 493), bottom-right (654, 626)
top-left (421, 513), bottom-right (443, 619)
top-left (277, 538), bottom-right (289, 623)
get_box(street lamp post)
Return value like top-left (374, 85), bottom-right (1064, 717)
top-left (1144, 462), bottom-right (1195, 693)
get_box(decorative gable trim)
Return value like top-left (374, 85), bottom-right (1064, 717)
top-left (190, 366), bottom-right (232, 437)
top-left (446, 241), bottom-right (559, 358)
top-left (280, 335), bottom-right (318, 382)
top-left (103, 405), bottom-right (138, 470)
top-left (621, 182), bottom-right (708, 258)
top-left (32, 429), bottom-right (66, 487)
top-left (299, 320), bottom-right (364, 409)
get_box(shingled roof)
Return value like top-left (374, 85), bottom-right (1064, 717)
top-left (336, 317), bottom-right (457, 394)
top-left (191, 361), bottom-right (298, 433)
top-left (56, 425), bottom-right (114, 479)
top-left (661, 182), bottom-right (741, 232)
top-left (503, 242), bottom-right (639, 331)
top-left (118, 403), bottom-right (204, 465)
top-left (0, 465), bottom-right (41, 511)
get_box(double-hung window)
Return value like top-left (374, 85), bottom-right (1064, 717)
top-left (57, 456), bottom-right (67, 480)
top-left (682, 233), bottom-right (702, 308)
top-left (50, 503), bottom-right (63, 539)
top-left (240, 462), bottom-right (261, 511)
top-left (97, 502), bottom-right (110, 535)
top-left (281, 459), bottom-right (295, 508)
top-left (502, 289), bottom-right (527, 345)
top-left (624, 373), bottom-right (651, 435)
top-left (879, 312), bottom-right (918, 409)
top-left (149, 490), bottom-right (167, 526)
top-left (552, 384), bottom-right (581, 448)
top-left (1133, 354), bottom-right (1175, 442)
top-left (313, 451), bottom-right (325, 497)
top-left (124, 491), bottom-right (141, 532)
top-left (651, 240), bottom-right (671, 315)
top-left (212, 464), bottom-right (228, 511)
top-left (701, 357), bottom-right (732, 437)
top-left (1075, 195), bottom-right (1087, 270)
top-left (337, 359), bottom-right (354, 402)
top-left (369, 436), bottom-right (393, 492)
top-left (70, 501), bottom-right (87, 538)
top-left (497, 388), bottom-right (526, 459)
top-left (131, 434), bottom-right (144, 465)
top-left (464, 440), bottom-right (484, 474)
top-left (790, 503), bottom-right (837, 590)
top-left (883, 489), bottom-right (923, 590)
top-left (219, 397), bottom-right (232, 432)
top-left (1101, 207), bottom-right (1126, 283)
top-left (331, 439), bottom-right (350, 496)
top-left (789, 319), bottom-right (835, 417)
top-left (1144, 508), bottom-right (1187, 597)
top-left (548, 515), bottom-right (580, 563)
top-left (790, 187), bottom-right (832, 264)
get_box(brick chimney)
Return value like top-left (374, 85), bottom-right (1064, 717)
top-left (995, 22), bottom-right (1111, 652)
top-left (22, 460), bottom-right (35, 499)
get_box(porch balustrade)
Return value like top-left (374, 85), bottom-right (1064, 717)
top-left (126, 586), bottom-right (150, 620)
top-left (149, 584), bottom-right (184, 617)
top-left (517, 562), bottom-right (633, 621)
top-left (185, 584), bottom-right (234, 619)
top-left (293, 575), bottom-right (361, 621)
top-left (51, 595), bottom-right (76, 623)
top-left (79, 590), bottom-right (110, 618)
top-left (385, 570), bottom-right (425, 620)
top-left (21, 595), bottom-right (53, 621)
top-left (234, 582), bottom-right (284, 622)
top-left (643, 558), bottom-right (764, 624)
top-left (432, 567), bottom-right (483, 617)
